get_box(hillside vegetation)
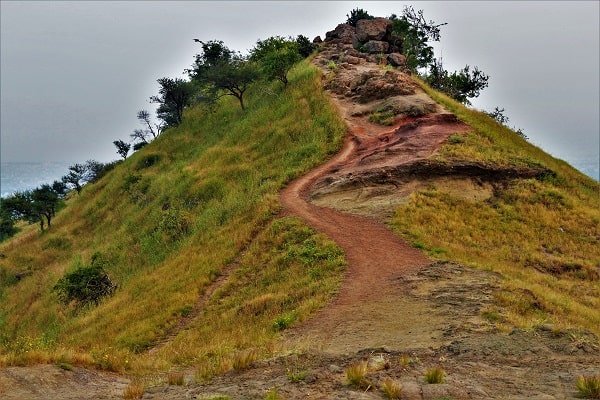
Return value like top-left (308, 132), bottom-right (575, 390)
top-left (0, 61), bottom-right (347, 374)
top-left (391, 78), bottom-right (600, 336)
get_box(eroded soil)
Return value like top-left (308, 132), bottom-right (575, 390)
top-left (2, 42), bottom-right (599, 400)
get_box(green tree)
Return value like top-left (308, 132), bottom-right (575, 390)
top-left (250, 36), bottom-right (301, 86)
top-left (295, 34), bottom-right (317, 58)
top-left (150, 77), bottom-right (196, 127)
top-left (426, 58), bottom-right (489, 105)
top-left (113, 139), bottom-right (131, 160)
top-left (346, 8), bottom-right (374, 26)
top-left (188, 40), bottom-right (259, 110)
top-left (389, 6), bottom-right (447, 71)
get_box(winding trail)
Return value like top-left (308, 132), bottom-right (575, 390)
top-left (280, 119), bottom-right (432, 354)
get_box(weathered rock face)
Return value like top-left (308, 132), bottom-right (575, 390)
top-left (387, 53), bottom-right (407, 67)
top-left (363, 40), bottom-right (389, 54)
top-left (356, 18), bottom-right (393, 42)
top-left (324, 23), bottom-right (356, 45)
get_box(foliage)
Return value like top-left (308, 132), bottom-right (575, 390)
top-left (188, 40), bottom-right (259, 110)
top-left (346, 8), bottom-right (374, 27)
top-left (380, 377), bottom-right (402, 399)
top-left (61, 160), bottom-right (109, 194)
top-left (389, 6), bottom-right (447, 71)
top-left (295, 34), bottom-right (317, 58)
top-left (424, 367), bottom-right (445, 383)
top-left (426, 58), bottom-right (489, 105)
top-left (113, 139), bottom-right (131, 160)
top-left (576, 375), bottom-right (600, 399)
top-left (0, 61), bottom-right (345, 370)
top-left (0, 184), bottom-right (63, 231)
top-left (346, 360), bottom-right (370, 389)
top-left (392, 78), bottom-right (600, 336)
top-left (150, 77), bottom-right (197, 127)
top-left (250, 36), bottom-right (301, 86)
top-left (130, 110), bottom-right (163, 149)
top-left (53, 253), bottom-right (116, 307)
top-left (486, 106), bottom-right (527, 139)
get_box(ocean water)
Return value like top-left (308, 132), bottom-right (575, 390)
top-left (0, 157), bottom-right (598, 199)
top-left (1, 161), bottom-right (72, 198)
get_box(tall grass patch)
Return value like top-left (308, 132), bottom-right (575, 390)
top-left (0, 61), bottom-right (346, 368)
top-left (391, 79), bottom-right (600, 336)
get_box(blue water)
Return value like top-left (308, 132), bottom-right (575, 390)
top-left (0, 157), bottom-right (598, 199)
top-left (1, 162), bottom-right (72, 198)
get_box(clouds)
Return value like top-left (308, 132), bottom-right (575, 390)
top-left (1, 1), bottom-right (598, 172)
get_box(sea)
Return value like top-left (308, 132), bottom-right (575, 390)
top-left (1, 158), bottom-right (599, 199)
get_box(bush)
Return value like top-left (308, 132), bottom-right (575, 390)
top-left (346, 8), bottom-right (374, 26)
top-left (53, 253), bottom-right (116, 306)
top-left (576, 375), bottom-right (600, 399)
top-left (424, 366), bottom-right (445, 383)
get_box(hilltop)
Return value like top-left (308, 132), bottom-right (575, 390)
top-left (1, 14), bottom-right (600, 400)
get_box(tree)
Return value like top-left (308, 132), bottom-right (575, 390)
top-left (150, 77), bottom-right (196, 127)
top-left (31, 184), bottom-right (60, 229)
top-left (113, 139), bottom-right (131, 160)
top-left (188, 40), bottom-right (260, 110)
top-left (1, 185), bottom-right (61, 231)
top-left (136, 110), bottom-right (163, 139)
top-left (62, 163), bottom-right (87, 194)
top-left (295, 34), bottom-right (317, 58)
top-left (250, 36), bottom-right (301, 86)
top-left (61, 160), bottom-right (108, 194)
top-left (0, 200), bottom-right (18, 241)
top-left (346, 8), bottom-right (374, 26)
top-left (426, 58), bottom-right (489, 105)
top-left (389, 6), bottom-right (447, 71)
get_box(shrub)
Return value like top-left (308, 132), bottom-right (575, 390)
top-left (53, 253), bottom-right (116, 306)
top-left (424, 366), bottom-right (445, 384)
top-left (576, 375), bottom-right (600, 399)
top-left (167, 371), bottom-right (185, 386)
top-left (122, 380), bottom-right (144, 399)
top-left (346, 8), bottom-right (374, 26)
top-left (380, 377), bottom-right (402, 399)
top-left (346, 360), bottom-right (370, 389)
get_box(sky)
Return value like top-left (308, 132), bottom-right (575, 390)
top-left (1, 1), bottom-right (598, 178)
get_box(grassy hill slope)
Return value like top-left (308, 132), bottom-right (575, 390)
top-left (391, 78), bottom-right (600, 336)
top-left (0, 62), bottom-right (347, 374)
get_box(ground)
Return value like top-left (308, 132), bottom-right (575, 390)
top-left (1, 43), bottom-right (599, 399)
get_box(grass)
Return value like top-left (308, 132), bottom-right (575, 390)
top-left (346, 360), bottom-right (371, 389)
top-left (577, 375), bottom-right (600, 399)
top-left (0, 60), bottom-right (346, 373)
top-left (390, 78), bottom-right (600, 336)
top-left (424, 367), bottom-right (445, 384)
top-left (167, 371), bottom-right (185, 386)
top-left (380, 377), bottom-right (402, 399)
top-left (122, 380), bottom-right (144, 399)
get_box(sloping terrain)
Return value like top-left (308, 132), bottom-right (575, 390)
top-left (2, 36), bottom-right (599, 400)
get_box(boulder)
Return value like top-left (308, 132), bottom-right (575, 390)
top-left (363, 40), bottom-right (389, 54)
top-left (356, 18), bottom-right (393, 42)
top-left (313, 36), bottom-right (322, 43)
top-left (324, 23), bottom-right (356, 45)
top-left (387, 53), bottom-right (407, 67)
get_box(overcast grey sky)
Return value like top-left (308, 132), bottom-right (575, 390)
top-left (1, 1), bottom-right (598, 176)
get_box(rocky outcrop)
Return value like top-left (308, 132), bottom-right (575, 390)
top-left (355, 18), bottom-right (392, 42)
top-left (324, 17), bottom-right (404, 57)
top-left (324, 23), bottom-right (356, 45)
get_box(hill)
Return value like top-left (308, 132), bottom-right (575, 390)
top-left (1, 19), bottom-right (599, 400)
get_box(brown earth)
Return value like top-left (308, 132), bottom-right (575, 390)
top-left (2, 43), bottom-right (599, 399)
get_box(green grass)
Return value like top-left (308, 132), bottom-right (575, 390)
top-left (577, 375), bottom-right (600, 399)
top-left (391, 78), bottom-right (600, 336)
top-left (0, 61), bottom-right (346, 371)
top-left (424, 367), bottom-right (445, 384)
